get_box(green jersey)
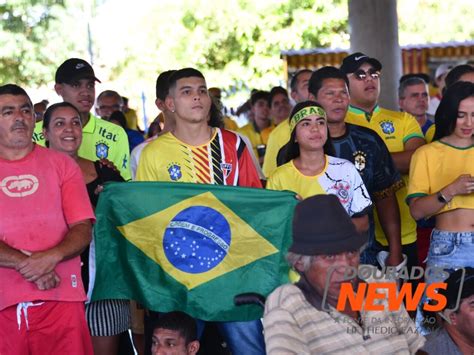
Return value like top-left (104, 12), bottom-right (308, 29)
top-left (32, 121), bottom-right (46, 146)
top-left (79, 114), bottom-right (131, 180)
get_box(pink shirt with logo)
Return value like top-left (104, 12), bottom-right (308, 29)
top-left (0, 145), bottom-right (95, 310)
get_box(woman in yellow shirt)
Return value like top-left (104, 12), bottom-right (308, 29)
top-left (408, 81), bottom-right (474, 277)
top-left (267, 101), bottom-right (371, 234)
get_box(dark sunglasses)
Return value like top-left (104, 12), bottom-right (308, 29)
top-left (352, 69), bottom-right (380, 81)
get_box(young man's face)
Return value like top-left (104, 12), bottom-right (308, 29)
top-left (313, 78), bottom-right (350, 124)
top-left (270, 93), bottom-right (291, 122)
top-left (399, 83), bottom-right (429, 118)
top-left (151, 328), bottom-right (199, 355)
top-left (96, 95), bottom-right (123, 119)
top-left (251, 98), bottom-right (270, 129)
top-left (55, 78), bottom-right (96, 114)
top-left (291, 71), bottom-right (312, 103)
top-left (0, 94), bottom-right (35, 153)
top-left (166, 77), bottom-right (211, 125)
top-left (347, 62), bottom-right (381, 109)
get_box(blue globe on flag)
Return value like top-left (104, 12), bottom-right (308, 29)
top-left (163, 206), bottom-right (231, 274)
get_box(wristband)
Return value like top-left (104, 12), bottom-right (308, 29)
top-left (436, 191), bottom-right (449, 204)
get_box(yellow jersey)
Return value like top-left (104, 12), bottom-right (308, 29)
top-left (124, 108), bottom-right (138, 130)
top-left (237, 122), bottom-right (274, 158)
top-left (407, 141), bottom-right (474, 214)
top-left (425, 124), bottom-right (435, 143)
top-left (223, 116), bottom-right (238, 131)
top-left (346, 105), bottom-right (425, 246)
top-left (262, 119), bottom-right (291, 178)
top-left (136, 129), bottom-right (261, 188)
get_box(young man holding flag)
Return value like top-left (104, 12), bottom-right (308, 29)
top-left (137, 68), bottom-right (264, 354)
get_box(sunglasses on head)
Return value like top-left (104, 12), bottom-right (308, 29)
top-left (352, 69), bottom-right (380, 81)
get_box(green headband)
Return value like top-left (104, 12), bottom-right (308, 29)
top-left (289, 106), bottom-right (327, 132)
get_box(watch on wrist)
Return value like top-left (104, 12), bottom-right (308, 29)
top-left (437, 191), bottom-right (449, 204)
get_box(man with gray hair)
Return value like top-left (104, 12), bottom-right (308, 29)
top-left (96, 90), bottom-right (124, 120)
top-left (399, 77), bottom-right (433, 140)
top-left (263, 194), bottom-right (425, 354)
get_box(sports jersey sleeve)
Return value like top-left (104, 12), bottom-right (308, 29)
top-left (262, 129), bottom-right (281, 178)
top-left (403, 113), bottom-right (425, 144)
top-left (406, 147), bottom-right (430, 203)
top-left (372, 134), bottom-right (404, 201)
top-left (237, 144), bottom-right (263, 188)
top-left (135, 144), bottom-right (156, 181)
top-left (114, 128), bottom-right (132, 181)
top-left (425, 124), bottom-right (435, 143)
top-left (348, 164), bottom-right (372, 217)
top-left (60, 155), bottom-right (95, 225)
top-left (266, 170), bottom-right (283, 191)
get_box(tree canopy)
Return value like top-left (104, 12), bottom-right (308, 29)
top-left (1, 0), bottom-right (473, 110)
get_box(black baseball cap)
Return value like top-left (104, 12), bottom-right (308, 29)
top-left (340, 52), bottom-right (382, 74)
top-left (55, 58), bottom-right (101, 84)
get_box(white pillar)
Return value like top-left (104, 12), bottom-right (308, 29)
top-left (348, 0), bottom-right (401, 110)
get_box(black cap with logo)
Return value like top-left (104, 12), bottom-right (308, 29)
top-left (340, 52), bottom-right (382, 74)
top-left (55, 58), bottom-right (101, 84)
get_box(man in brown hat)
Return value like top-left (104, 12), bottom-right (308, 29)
top-left (263, 194), bottom-right (425, 354)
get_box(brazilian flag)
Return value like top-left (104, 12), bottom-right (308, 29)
top-left (91, 182), bottom-right (297, 321)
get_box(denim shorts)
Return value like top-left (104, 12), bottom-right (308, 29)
top-left (425, 229), bottom-right (474, 284)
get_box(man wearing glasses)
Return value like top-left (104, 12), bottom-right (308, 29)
top-left (341, 53), bottom-right (425, 273)
top-left (96, 90), bottom-right (124, 120)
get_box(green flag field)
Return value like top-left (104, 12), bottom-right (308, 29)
top-left (91, 182), bottom-right (296, 321)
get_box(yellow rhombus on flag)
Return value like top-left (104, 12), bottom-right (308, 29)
top-left (117, 191), bottom-right (278, 290)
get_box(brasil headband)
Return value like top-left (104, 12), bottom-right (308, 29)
top-left (289, 106), bottom-right (327, 132)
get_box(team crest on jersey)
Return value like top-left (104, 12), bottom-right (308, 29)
top-left (333, 181), bottom-right (351, 204)
top-left (168, 163), bottom-right (182, 181)
top-left (220, 162), bottom-right (233, 178)
top-left (380, 120), bottom-right (395, 135)
top-left (353, 151), bottom-right (366, 172)
top-left (96, 141), bottom-right (109, 159)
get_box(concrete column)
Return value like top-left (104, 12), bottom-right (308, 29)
top-left (348, 0), bottom-right (401, 110)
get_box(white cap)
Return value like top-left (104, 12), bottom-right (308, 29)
top-left (435, 63), bottom-right (453, 80)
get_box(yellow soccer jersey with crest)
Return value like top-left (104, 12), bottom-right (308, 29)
top-left (407, 141), bottom-right (474, 214)
top-left (262, 119), bottom-right (291, 178)
top-left (136, 129), bottom-right (262, 188)
top-left (345, 105), bottom-right (425, 246)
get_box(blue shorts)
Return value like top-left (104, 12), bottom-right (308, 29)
top-left (425, 229), bottom-right (474, 283)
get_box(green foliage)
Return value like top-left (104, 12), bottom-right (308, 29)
top-left (2, 0), bottom-right (473, 111)
top-left (0, 0), bottom-right (67, 86)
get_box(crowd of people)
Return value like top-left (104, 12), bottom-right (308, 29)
top-left (0, 52), bottom-right (473, 355)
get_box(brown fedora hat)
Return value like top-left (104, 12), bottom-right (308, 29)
top-left (290, 194), bottom-right (367, 255)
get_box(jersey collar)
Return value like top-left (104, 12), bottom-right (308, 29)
top-left (349, 104), bottom-right (380, 121)
top-left (82, 113), bottom-right (97, 134)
